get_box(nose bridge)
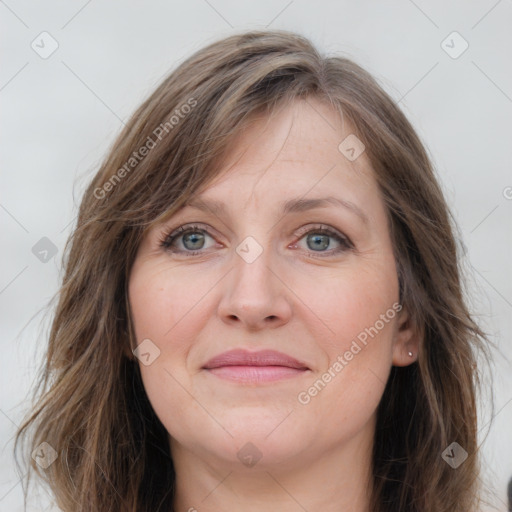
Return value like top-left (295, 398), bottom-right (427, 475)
top-left (232, 232), bottom-right (274, 297)
top-left (217, 228), bottom-right (292, 328)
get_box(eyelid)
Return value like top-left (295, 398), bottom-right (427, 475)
top-left (163, 222), bottom-right (213, 240)
top-left (293, 223), bottom-right (351, 243)
top-left (158, 222), bottom-right (218, 248)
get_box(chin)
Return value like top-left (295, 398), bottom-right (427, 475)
top-left (171, 414), bottom-right (307, 471)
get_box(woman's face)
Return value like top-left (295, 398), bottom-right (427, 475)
top-left (129, 98), bottom-right (415, 473)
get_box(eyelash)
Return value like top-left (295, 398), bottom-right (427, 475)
top-left (158, 223), bottom-right (354, 258)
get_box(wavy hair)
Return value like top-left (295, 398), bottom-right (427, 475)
top-left (14, 29), bottom-right (493, 511)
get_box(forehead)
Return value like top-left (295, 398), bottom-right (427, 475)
top-left (194, 98), bottom-right (381, 215)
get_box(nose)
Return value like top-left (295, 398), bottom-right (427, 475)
top-left (217, 241), bottom-right (293, 331)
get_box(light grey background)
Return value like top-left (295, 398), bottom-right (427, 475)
top-left (1, 1), bottom-right (511, 510)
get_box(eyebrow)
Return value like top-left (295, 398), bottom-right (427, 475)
top-left (185, 195), bottom-right (369, 224)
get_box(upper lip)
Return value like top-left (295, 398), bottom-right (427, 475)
top-left (203, 349), bottom-right (309, 370)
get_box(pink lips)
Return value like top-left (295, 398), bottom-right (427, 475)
top-left (203, 349), bottom-right (310, 383)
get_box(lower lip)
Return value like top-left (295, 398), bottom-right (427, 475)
top-left (205, 365), bottom-right (308, 383)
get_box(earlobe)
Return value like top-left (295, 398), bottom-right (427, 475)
top-left (392, 305), bottom-right (420, 367)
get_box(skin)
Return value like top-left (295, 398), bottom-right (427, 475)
top-left (128, 97), bottom-right (419, 512)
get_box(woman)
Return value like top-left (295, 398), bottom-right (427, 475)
top-left (14, 29), bottom-right (491, 511)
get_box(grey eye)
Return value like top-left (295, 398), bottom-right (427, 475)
top-left (182, 232), bottom-right (206, 250)
top-left (306, 233), bottom-right (331, 251)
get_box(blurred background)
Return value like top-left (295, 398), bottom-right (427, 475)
top-left (1, 1), bottom-right (511, 510)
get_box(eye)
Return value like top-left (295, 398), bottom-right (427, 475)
top-left (292, 224), bottom-right (353, 257)
top-left (159, 223), bottom-right (353, 258)
top-left (159, 224), bottom-right (218, 256)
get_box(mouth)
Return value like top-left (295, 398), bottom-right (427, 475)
top-left (202, 349), bottom-right (310, 383)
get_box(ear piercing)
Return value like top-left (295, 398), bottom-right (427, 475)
top-left (408, 351), bottom-right (413, 357)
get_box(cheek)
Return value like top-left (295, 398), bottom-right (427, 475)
top-left (310, 256), bottom-right (398, 355)
top-left (128, 261), bottom-right (207, 403)
top-left (293, 258), bottom-right (398, 417)
top-left (128, 259), bottom-right (210, 348)
top-left (128, 260), bottom-right (212, 438)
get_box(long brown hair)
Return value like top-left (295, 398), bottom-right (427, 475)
top-left (14, 29), bottom-right (493, 511)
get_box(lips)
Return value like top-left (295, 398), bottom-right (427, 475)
top-left (202, 349), bottom-right (310, 383)
top-left (203, 349), bottom-right (309, 370)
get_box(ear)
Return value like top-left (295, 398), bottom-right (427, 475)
top-left (392, 304), bottom-right (420, 367)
